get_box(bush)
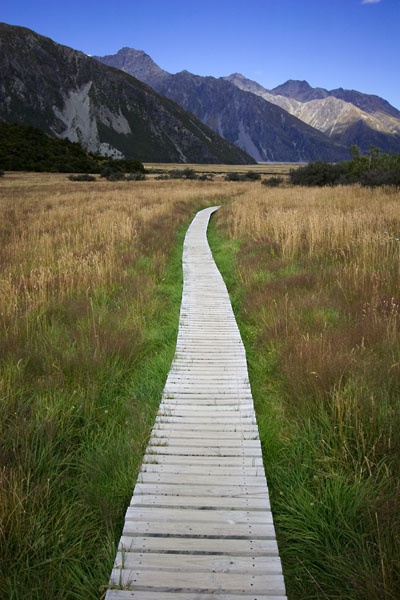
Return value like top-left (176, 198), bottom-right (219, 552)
top-left (168, 168), bottom-right (198, 180)
top-left (224, 172), bottom-right (242, 181)
top-left (290, 147), bottom-right (400, 188)
top-left (244, 171), bottom-right (261, 181)
top-left (100, 165), bottom-right (123, 179)
top-left (360, 168), bottom-right (400, 188)
top-left (262, 176), bottom-right (284, 187)
top-left (154, 168), bottom-right (201, 181)
top-left (105, 171), bottom-right (127, 181)
top-left (68, 174), bottom-right (96, 182)
top-left (290, 161), bottom-right (349, 186)
top-left (225, 171), bottom-right (261, 182)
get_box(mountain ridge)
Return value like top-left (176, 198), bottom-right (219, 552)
top-left (0, 23), bottom-right (254, 164)
top-left (96, 47), bottom-right (349, 162)
top-left (3, 23), bottom-right (399, 164)
top-left (96, 47), bottom-right (400, 158)
top-left (225, 74), bottom-right (400, 154)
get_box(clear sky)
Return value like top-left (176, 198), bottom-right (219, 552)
top-left (2, 0), bottom-right (399, 109)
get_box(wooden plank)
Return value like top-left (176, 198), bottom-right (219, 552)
top-left (156, 411), bottom-right (256, 419)
top-left (114, 552), bottom-right (283, 574)
top-left (106, 591), bottom-right (287, 600)
top-left (151, 432), bottom-right (259, 440)
top-left (141, 464), bottom-right (264, 477)
top-left (154, 422), bottom-right (258, 430)
top-left (153, 419), bottom-right (256, 426)
top-left (118, 535), bottom-right (279, 555)
top-left (124, 507), bottom-right (273, 525)
top-left (137, 473), bottom-right (267, 487)
top-left (147, 438), bottom-right (261, 448)
top-left (142, 454), bottom-right (264, 467)
top-left (150, 430), bottom-right (259, 440)
top-left (130, 494), bottom-right (270, 510)
top-left (158, 404), bottom-right (255, 412)
top-left (166, 372), bottom-right (249, 378)
top-left (162, 390), bottom-right (251, 396)
top-left (133, 482), bottom-right (269, 499)
top-left (159, 401), bottom-right (254, 407)
top-left (109, 569), bottom-right (286, 595)
top-left (155, 413), bottom-right (257, 421)
top-left (121, 520), bottom-right (275, 539)
top-left (145, 446), bottom-right (262, 457)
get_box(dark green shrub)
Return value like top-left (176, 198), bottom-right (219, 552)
top-left (225, 171), bottom-right (261, 182)
top-left (290, 161), bottom-right (354, 186)
top-left (360, 169), bottom-right (400, 188)
top-left (290, 148), bottom-right (400, 188)
top-left (168, 168), bottom-right (198, 180)
top-left (244, 171), bottom-right (261, 181)
top-left (105, 171), bottom-right (126, 181)
top-left (224, 172), bottom-right (242, 181)
top-left (100, 165), bottom-right (123, 179)
top-left (262, 176), bottom-right (284, 187)
top-left (117, 159), bottom-right (145, 174)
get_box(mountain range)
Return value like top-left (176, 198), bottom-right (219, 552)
top-left (226, 74), bottom-right (400, 154)
top-left (1, 22), bottom-right (400, 164)
top-left (0, 23), bottom-right (252, 164)
top-left (96, 47), bottom-right (400, 162)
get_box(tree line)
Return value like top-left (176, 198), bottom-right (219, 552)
top-left (0, 122), bottom-right (144, 176)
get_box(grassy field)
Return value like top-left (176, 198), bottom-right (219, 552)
top-left (209, 183), bottom-right (400, 599)
top-left (1, 172), bottom-right (399, 599)
top-left (0, 173), bottom-right (234, 598)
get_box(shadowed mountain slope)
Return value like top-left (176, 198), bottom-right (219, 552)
top-left (0, 23), bottom-right (254, 164)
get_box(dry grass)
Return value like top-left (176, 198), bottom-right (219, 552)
top-left (211, 182), bottom-right (400, 599)
top-left (0, 172), bottom-right (232, 599)
top-left (2, 172), bottom-right (399, 599)
top-left (0, 173), bottom-right (230, 318)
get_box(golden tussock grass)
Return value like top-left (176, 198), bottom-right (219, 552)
top-left (0, 173), bottom-right (229, 320)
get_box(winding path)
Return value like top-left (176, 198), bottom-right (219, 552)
top-left (106, 206), bottom-right (287, 599)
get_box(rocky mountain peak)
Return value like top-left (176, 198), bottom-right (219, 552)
top-left (95, 47), bottom-right (168, 83)
top-left (271, 79), bottom-right (329, 101)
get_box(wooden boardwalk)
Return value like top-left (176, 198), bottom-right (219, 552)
top-left (106, 207), bottom-right (287, 599)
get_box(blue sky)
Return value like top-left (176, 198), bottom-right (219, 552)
top-left (2, 0), bottom-right (399, 109)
